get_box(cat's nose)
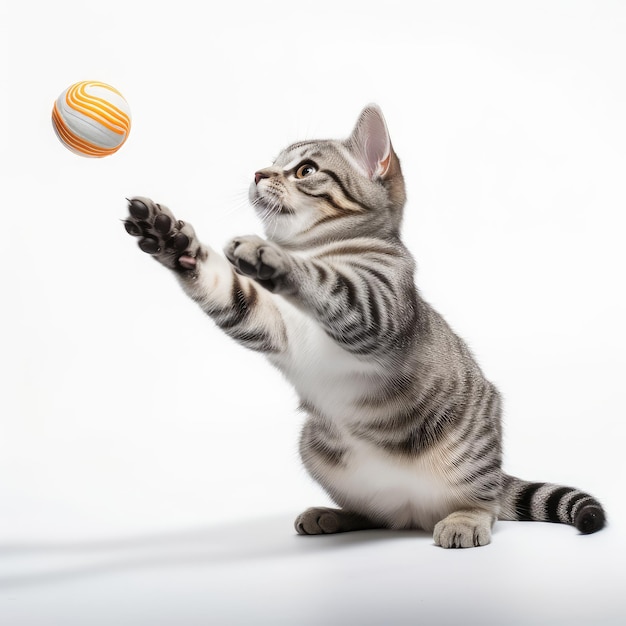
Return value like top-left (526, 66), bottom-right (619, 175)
top-left (255, 171), bottom-right (270, 185)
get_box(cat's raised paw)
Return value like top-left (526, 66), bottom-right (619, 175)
top-left (225, 235), bottom-right (289, 292)
top-left (124, 197), bottom-right (205, 271)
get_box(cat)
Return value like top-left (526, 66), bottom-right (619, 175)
top-left (123, 104), bottom-right (605, 548)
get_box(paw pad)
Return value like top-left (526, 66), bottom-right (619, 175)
top-left (124, 196), bottom-right (201, 271)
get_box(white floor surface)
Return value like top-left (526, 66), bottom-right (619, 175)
top-left (1, 511), bottom-right (624, 626)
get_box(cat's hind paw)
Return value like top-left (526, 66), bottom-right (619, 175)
top-left (295, 507), bottom-right (343, 535)
top-left (295, 507), bottom-right (379, 535)
top-left (124, 197), bottom-right (205, 271)
top-left (433, 509), bottom-right (494, 548)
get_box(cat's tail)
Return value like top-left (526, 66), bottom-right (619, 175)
top-left (498, 473), bottom-right (606, 534)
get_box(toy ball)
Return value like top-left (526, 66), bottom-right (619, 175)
top-left (51, 80), bottom-right (131, 157)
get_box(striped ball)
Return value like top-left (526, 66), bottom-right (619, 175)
top-left (52, 81), bottom-right (131, 157)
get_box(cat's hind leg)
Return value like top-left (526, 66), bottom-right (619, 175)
top-left (433, 508), bottom-right (496, 548)
top-left (295, 507), bottom-right (381, 535)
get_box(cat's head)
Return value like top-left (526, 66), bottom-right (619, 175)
top-left (249, 105), bottom-right (406, 244)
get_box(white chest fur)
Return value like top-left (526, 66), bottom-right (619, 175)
top-left (270, 301), bottom-right (380, 420)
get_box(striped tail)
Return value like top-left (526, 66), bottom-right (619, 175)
top-left (499, 474), bottom-right (606, 534)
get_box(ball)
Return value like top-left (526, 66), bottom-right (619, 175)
top-left (51, 80), bottom-right (131, 157)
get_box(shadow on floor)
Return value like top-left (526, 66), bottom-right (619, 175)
top-left (0, 515), bottom-right (430, 589)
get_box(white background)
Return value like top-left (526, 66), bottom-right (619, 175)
top-left (1, 1), bottom-right (625, 624)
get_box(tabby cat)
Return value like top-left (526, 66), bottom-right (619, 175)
top-left (123, 105), bottom-right (605, 547)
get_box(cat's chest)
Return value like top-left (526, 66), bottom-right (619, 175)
top-left (270, 308), bottom-right (379, 418)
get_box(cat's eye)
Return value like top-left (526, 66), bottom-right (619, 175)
top-left (295, 163), bottom-right (317, 179)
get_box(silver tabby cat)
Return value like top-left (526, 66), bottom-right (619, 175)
top-left (124, 105), bottom-right (605, 548)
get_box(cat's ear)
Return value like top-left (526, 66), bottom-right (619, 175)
top-left (346, 104), bottom-right (393, 179)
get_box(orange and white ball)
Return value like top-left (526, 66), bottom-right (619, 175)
top-left (52, 81), bottom-right (131, 157)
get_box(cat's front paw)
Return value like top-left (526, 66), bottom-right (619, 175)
top-left (124, 197), bottom-right (205, 271)
top-left (224, 235), bottom-right (290, 292)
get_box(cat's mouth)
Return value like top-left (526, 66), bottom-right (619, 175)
top-left (249, 185), bottom-right (295, 217)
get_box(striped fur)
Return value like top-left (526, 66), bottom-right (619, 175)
top-left (125, 104), bottom-right (605, 547)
